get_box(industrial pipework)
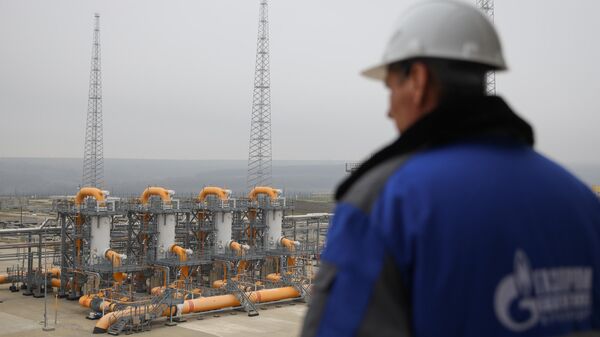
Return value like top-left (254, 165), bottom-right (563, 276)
top-left (249, 186), bottom-right (300, 282)
top-left (248, 186), bottom-right (298, 252)
top-left (140, 187), bottom-right (174, 206)
top-left (248, 186), bottom-right (281, 201)
top-left (140, 187), bottom-right (177, 258)
top-left (105, 249), bottom-right (127, 283)
top-left (0, 275), bottom-right (13, 284)
top-left (73, 186), bottom-right (119, 300)
top-left (1, 267), bottom-right (59, 281)
top-left (197, 187), bottom-right (248, 254)
top-left (74, 188), bottom-right (112, 265)
top-left (170, 244), bottom-right (193, 280)
top-left (75, 187), bottom-right (108, 207)
top-left (267, 237), bottom-right (301, 282)
top-left (93, 286), bottom-right (301, 333)
top-left (197, 186), bottom-right (230, 202)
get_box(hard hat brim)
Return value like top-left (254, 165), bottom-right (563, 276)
top-left (361, 58), bottom-right (507, 82)
top-left (361, 63), bottom-right (388, 81)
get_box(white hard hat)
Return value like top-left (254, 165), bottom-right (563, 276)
top-left (362, 0), bottom-right (507, 81)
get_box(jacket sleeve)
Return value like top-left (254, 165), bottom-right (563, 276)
top-left (302, 156), bottom-right (414, 337)
top-left (300, 200), bottom-right (412, 337)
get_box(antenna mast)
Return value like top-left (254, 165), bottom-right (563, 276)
top-left (247, 0), bottom-right (273, 189)
top-left (82, 13), bottom-right (104, 188)
top-left (476, 0), bottom-right (496, 95)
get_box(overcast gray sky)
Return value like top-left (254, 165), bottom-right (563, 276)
top-left (0, 0), bottom-right (599, 165)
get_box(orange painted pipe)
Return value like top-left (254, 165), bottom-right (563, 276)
top-left (0, 270), bottom-right (61, 285)
top-left (248, 186), bottom-right (280, 201)
top-left (94, 307), bottom-right (135, 333)
top-left (75, 187), bottom-right (106, 206)
top-left (93, 286), bottom-right (300, 333)
top-left (280, 238), bottom-right (298, 270)
top-left (280, 238), bottom-right (297, 250)
top-left (79, 295), bottom-right (116, 313)
top-left (170, 245), bottom-right (190, 279)
top-left (48, 267), bottom-right (61, 278)
top-left (197, 187), bottom-right (230, 202)
top-left (182, 286), bottom-right (300, 315)
top-left (79, 294), bottom-right (93, 307)
top-left (105, 250), bottom-right (126, 283)
top-left (2, 275), bottom-right (59, 286)
top-left (266, 273), bottom-right (281, 282)
top-left (227, 241), bottom-right (251, 280)
top-left (266, 272), bottom-right (295, 283)
top-left (151, 286), bottom-right (164, 296)
top-left (229, 241), bottom-right (243, 252)
top-left (140, 187), bottom-right (172, 205)
top-left (212, 279), bottom-right (226, 289)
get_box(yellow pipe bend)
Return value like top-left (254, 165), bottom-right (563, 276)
top-left (75, 187), bottom-right (106, 206)
top-left (280, 237), bottom-right (298, 269)
top-left (280, 238), bottom-right (297, 251)
top-left (49, 267), bottom-right (61, 277)
top-left (229, 241), bottom-right (243, 253)
top-left (170, 245), bottom-right (190, 279)
top-left (197, 187), bottom-right (230, 202)
top-left (140, 187), bottom-right (172, 205)
top-left (248, 186), bottom-right (280, 201)
top-left (50, 278), bottom-right (61, 288)
top-left (105, 250), bottom-right (126, 283)
top-left (0, 275), bottom-right (10, 284)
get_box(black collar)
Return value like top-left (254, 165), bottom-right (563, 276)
top-left (335, 96), bottom-right (534, 200)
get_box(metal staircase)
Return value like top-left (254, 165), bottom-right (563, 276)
top-left (107, 315), bottom-right (130, 336)
top-left (225, 279), bottom-right (259, 317)
top-left (148, 288), bottom-right (178, 320)
top-left (107, 288), bottom-right (175, 335)
top-left (296, 279), bottom-right (311, 303)
top-left (281, 259), bottom-right (311, 303)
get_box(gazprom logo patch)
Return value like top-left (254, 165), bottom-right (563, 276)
top-left (494, 250), bottom-right (592, 332)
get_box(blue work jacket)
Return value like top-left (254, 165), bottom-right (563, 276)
top-left (301, 96), bottom-right (600, 337)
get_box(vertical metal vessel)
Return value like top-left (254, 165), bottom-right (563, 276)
top-left (264, 210), bottom-right (283, 250)
top-left (90, 216), bottom-right (111, 264)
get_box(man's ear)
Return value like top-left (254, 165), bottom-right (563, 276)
top-left (409, 62), bottom-right (430, 108)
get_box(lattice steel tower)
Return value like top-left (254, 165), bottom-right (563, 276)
top-left (476, 0), bottom-right (496, 95)
top-left (82, 13), bottom-right (104, 188)
top-left (247, 0), bottom-right (273, 189)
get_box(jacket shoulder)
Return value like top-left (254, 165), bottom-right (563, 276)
top-left (340, 155), bottom-right (411, 213)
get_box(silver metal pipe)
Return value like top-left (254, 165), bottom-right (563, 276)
top-left (0, 218), bottom-right (58, 235)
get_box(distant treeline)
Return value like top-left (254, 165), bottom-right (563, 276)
top-left (0, 158), bottom-right (348, 196)
top-left (2, 158), bottom-right (597, 197)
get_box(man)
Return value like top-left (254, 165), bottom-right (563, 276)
top-left (301, 1), bottom-right (600, 337)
